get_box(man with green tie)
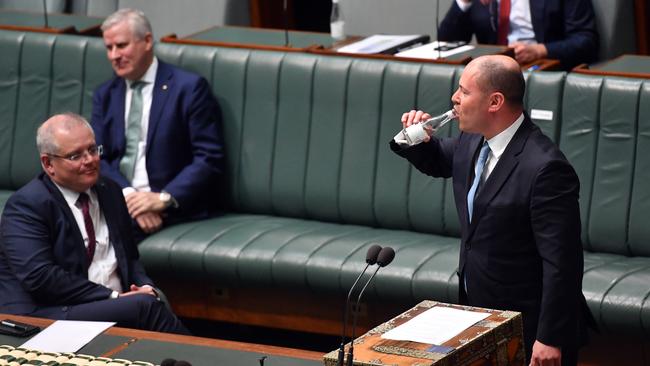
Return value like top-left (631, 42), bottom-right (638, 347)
top-left (91, 8), bottom-right (224, 240)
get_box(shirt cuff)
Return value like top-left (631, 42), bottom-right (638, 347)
top-left (110, 291), bottom-right (119, 299)
top-left (122, 187), bottom-right (136, 197)
top-left (455, 0), bottom-right (472, 12)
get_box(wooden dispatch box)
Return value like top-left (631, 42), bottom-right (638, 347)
top-left (323, 300), bottom-right (525, 366)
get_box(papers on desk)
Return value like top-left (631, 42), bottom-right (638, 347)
top-left (337, 34), bottom-right (429, 54)
top-left (21, 320), bottom-right (115, 353)
top-left (396, 41), bottom-right (475, 60)
top-left (381, 306), bottom-right (490, 345)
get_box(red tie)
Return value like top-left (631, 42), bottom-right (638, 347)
top-left (77, 193), bottom-right (96, 264)
top-left (497, 0), bottom-right (511, 45)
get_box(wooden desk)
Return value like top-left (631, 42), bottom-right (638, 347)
top-left (0, 314), bottom-right (322, 365)
top-left (323, 300), bottom-right (524, 366)
top-left (573, 54), bottom-right (650, 79)
top-left (522, 59), bottom-right (562, 72)
top-left (161, 25), bottom-right (339, 52)
top-left (0, 9), bottom-right (102, 35)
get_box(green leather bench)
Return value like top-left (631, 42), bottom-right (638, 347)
top-left (0, 29), bottom-right (648, 340)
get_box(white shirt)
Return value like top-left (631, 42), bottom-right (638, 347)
top-left (123, 57), bottom-right (158, 196)
top-left (53, 184), bottom-right (122, 293)
top-left (482, 113), bottom-right (525, 182)
top-left (455, 0), bottom-right (536, 45)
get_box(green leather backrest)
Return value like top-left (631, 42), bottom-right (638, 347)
top-left (628, 83), bottom-right (650, 256)
top-left (562, 74), bottom-right (650, 256)
top-left (155, 42), bottom-right (467, 233)
top-left (0, 30), bottom-right (568, 239)
top-left (524, 71), bottom-right (566, 143)
top-left (0, 30), bottom-right (112, 191)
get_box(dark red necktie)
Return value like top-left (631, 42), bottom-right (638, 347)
top-left (77, 193), bottom-right (96, 264)
top-left (497, 0), bottom-right (511, 45)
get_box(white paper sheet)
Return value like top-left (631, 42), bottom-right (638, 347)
top-left (337, 35), bottom-right (426, 54)
top-left (381, 306), bottom-right (490, 345)
top-left (395, 41), bottom-right (475, 60)
top-left (21, 320), bottom-right (115, 353)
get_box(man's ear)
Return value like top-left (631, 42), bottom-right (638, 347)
top-left (144, 32), bottom-right (154, 51)
top-left (488, 91), bottom-right (505, 113)
top-left (40, 154), bottom-right (55, 176)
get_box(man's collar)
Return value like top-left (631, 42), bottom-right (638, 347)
top-left (126, 57), bottom-right (158, 87)
top-left (485, 112), bottom-right (525, 159)
top-left (52, 181), bottom-right (96, 207)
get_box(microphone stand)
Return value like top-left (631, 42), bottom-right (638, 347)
top-left (435, 0), bottom-right (440, 59)
top-left (345, 266), bottom-right (381, 366)
top-left (283, 0), bottom-right (290, 47)
top-left (336, 262), bottom-right (372, 366)
top-left (42, 0), bottom-right (49, 29)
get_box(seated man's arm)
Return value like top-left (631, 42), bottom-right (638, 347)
top-left (159, 77), bottom-right (223, 209)
top-left (92, 87), bottom-right (131, 189)
top-left (0, 194), bottom-right (113, 304)
top-left (543, 0), bottom-right (599, 70)
top-left (438, 0), bottom-right (477, 43)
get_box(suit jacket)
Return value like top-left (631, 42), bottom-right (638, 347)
top-left (92, 61), bottom-right (224, 223)
top-left (0, 173), bottom-right (153, 315)
top-left (438, 0), bottom-right (599, 70)
top-left (390, 117), bottom-right (590, 349)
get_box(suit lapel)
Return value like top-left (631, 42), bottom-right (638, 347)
top-left (94, 178), bottom-right (129, 290)
top-left (466, 119), bottom-right (533, 239)
top-left (110, 79), bottom-right (127, 153)
top-left (147, 61), bottom-right (173, 153)
top-left (40, 174), bottom-right (89, 268)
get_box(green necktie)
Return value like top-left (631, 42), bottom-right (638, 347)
top-left (119, 81), bottom-right (146, 182)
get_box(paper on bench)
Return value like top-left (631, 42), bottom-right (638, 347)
top-left (381, 306), bottom-right (490, 345)
top-left (21, 320), bottom-right (115, 353)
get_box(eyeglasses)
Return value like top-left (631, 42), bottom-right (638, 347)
top-left (48, 145), bottom-right (103, 162)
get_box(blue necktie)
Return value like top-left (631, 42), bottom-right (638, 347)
top-left (467, 141), bottom-right (490, 223)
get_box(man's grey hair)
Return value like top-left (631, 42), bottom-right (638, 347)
top-left (101, 8), bottom-right (152, 39)
top-left (36, 113), bottom-right (95, 155)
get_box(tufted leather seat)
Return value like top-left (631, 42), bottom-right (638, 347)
top-left (1, 29), bottom-right (648, 337)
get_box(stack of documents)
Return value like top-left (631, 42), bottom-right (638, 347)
top-left (337, 34), bottom-right (429, 55)
top-left (396, 41), bottom-right (475, 59)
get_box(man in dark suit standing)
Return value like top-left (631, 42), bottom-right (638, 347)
top-left (438, 0), bottom-right (598, 70)
top-left (92, 8), bottom-right (223, 239)
top-left (0, 113), bottom-right (188, 334)
top-left (391, 55), bottom-right (591, 365)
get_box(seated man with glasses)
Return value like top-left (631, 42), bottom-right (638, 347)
top-left (0, 113), bottom-right (188, 334)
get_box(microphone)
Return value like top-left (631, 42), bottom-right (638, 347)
top-left (435, 0), bottom-right (440, 59)
top-left (345, 247), bottom-right (395, 366)
top-left (42, 0), bottom-right (49, 29)
top-left (336, 244), bottom-right (382, 366)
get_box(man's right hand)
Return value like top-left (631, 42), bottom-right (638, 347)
top-left (401, 110), bottom-right (432, 128)
top-left (120, 284), bottom-right (157, 297)
top-left (135, 212), bottom-right (163, 234)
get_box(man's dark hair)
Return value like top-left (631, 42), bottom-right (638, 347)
top-left (476, 58), bottom-right (525, 108)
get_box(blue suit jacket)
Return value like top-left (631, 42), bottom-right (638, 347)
top-left (438, 0), bottom-right (599, 70)
top-left (391, 117), bottom-right (591, 352)
top-left (92, 61), bottom-right (224, 223)
top-left (0, 174), bottom-right (152, 315)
